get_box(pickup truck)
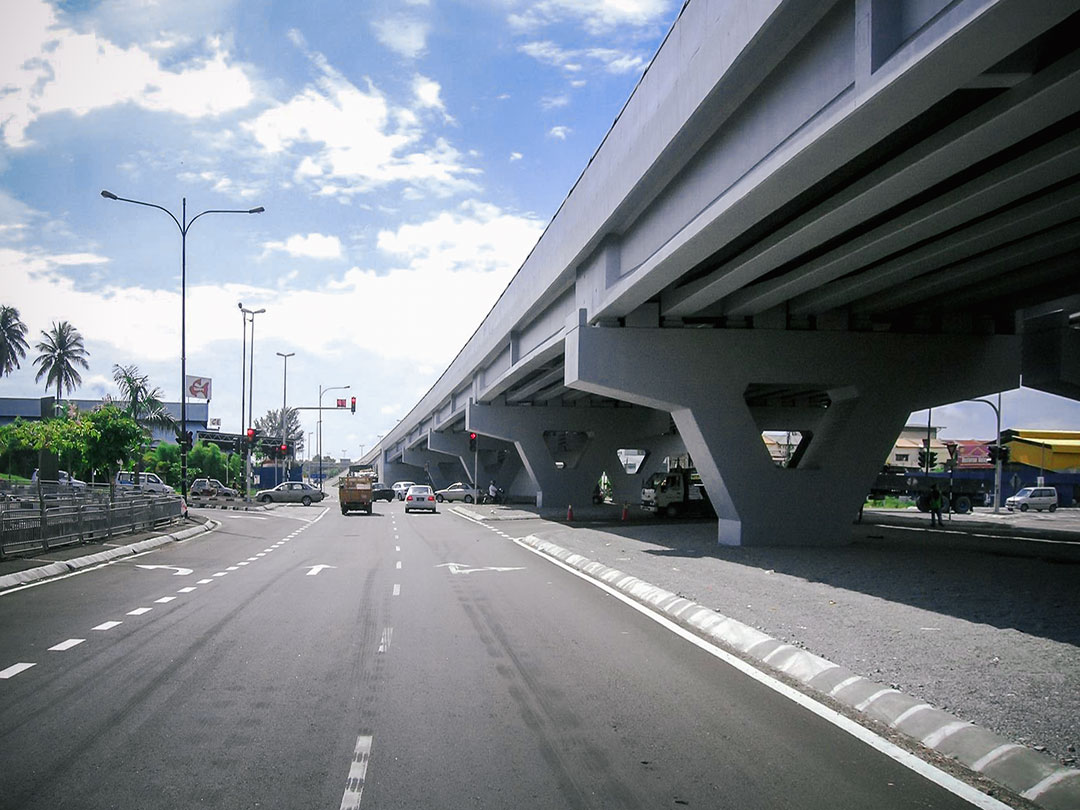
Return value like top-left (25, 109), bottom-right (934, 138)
top-left (339, 474), bottom-right (373, 515)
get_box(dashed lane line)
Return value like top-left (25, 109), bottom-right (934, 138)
top-left (48, 639), bottom-right (84, 651)
top-left (0, 663), bottom-right (35, 679)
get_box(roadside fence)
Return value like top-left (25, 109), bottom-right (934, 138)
top-left (0, 481), bottom-right (183, 560)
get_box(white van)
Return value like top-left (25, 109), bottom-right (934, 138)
top-left (116, 471), bottom-right (174, 494)
top-left (1005, 486), bottom-right (1058, 512)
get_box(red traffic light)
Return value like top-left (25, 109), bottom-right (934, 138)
top-left (280, 443), bottom-right (288, 454)
top-left (468, 432), bottom-right (477, 451)
top-left (246, 428), bottom-right (255, 440)
top-left (350, 396), bottom-right (356, 414)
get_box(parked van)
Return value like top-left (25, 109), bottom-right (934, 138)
top-left (1005, 486), bottom-right (1058, 512)
top-left (116, 471), bottom-right (174, 494)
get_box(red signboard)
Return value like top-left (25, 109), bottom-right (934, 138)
top-left (336, 398), bottom-right (347, 408)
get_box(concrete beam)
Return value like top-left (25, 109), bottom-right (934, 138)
top-left (567, 325), bottom-right (1020, 546)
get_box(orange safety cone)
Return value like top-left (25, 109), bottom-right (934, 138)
top-left (567, 504), bottom-right (574, 521)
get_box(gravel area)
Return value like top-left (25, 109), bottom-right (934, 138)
top-left (517, 516), bottom-right (1080, 767)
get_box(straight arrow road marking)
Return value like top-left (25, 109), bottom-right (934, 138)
top-left (305, 565), bottom-right (337, 576)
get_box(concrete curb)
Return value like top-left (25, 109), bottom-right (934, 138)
top-left (517, 533), bottom-right (1080, 810)
top-left (0, 519), bottom-right (216, 592)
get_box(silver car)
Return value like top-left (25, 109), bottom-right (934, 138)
top-left (434, 482), bottom-right (478, 503)
top-left (403, 485), bottom-right (437, 513)
top-left (256, 481), bottom-right (326, 506)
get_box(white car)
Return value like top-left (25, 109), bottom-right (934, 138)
top-left (1006, 486), bottom-right (1058, 512)
top-left (31, 469), bottom-right (86, 489)
top-left (403, 485), bottom-right (437, 513)
top-left (391, 481), bottom-right (415, 501)
top-left (116, 471), bottom-right (174, 494)
top-left (434, 482), bottom-right (478, 503)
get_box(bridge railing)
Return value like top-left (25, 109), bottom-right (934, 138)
top-left (0, 484), bottom-right (183, 560)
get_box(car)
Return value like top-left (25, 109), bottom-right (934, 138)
top-left (1006, 486), bottom-right (1058, 512)
top-left (256, 481), bottom-right (326, 506)
top-left (31, 469), bottom-right (87, 488)
top-left (403, 484), bottom-right (437, 513)
top-left (116, 470), bottom-right (174, 494)
top-left (371, 482), bottom-right (395, 502)
top-left (434, 482), bottom-right (478, 503)
top-left (189, 478), bottom-right (238, 499)
top-left (391, 481), bottom-right (416, 501)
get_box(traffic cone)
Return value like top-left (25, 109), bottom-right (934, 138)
top-left (567, 504), bottom-right (574, 521)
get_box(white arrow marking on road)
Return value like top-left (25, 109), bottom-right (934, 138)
top-left (136, 564), bottom-right (193, 576)
top-left (436, 563), bottom-right (526, 576)
top-left (305, 565), bottom-right (337, 576)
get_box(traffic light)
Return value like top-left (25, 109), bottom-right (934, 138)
top-left (469, 432), bottom-right (477, 452)
top-left (918, 450), bottom-right (937, 470)
top-left (280, 443), bottom-right (288, 457)
top-left (350, 396), bottom-right (356, 414)
top-left (246, 427), bottom-right (256, 446)
top-left (987, 445), bottom-right (999, 464)
top-left (178, 431), bottom-right (193, 452)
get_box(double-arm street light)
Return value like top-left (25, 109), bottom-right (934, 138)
top-left (101, 190), bottom-right (264, 498)
top-left (318, 383), bottom-right (350, 491)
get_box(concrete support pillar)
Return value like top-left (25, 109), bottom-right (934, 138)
top-left (379, 451), bottom-right (425, 489)
top-left (468, 400), bottom-right (669, 509)
top-left (427, 429), bottom-right (525, 495)
top-left (426, 430), bottom-right (475, 482)
top-left (567, 326), bottom-right (1020, 546)
top-left (402, 444), bottom-right (459, 489)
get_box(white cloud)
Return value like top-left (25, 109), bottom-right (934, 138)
top-left (372, 16), bottom-right (430, 59)
top-left (245, 47), bottom-right (479, 198)
top-left (509, 152), bottom-right (523, 161)
top-left (548, 125), bottom-right (571, 140)
top-left (510, 0), bottom-right (671, 35)
top-left (0, 1), bottom-right (254, 148)
top-left (519, 40), bottom-right (647, 75)
top-left (541, 94), bottom-right (570, 110)
top-left (262, 233), bottom-right (343, 260)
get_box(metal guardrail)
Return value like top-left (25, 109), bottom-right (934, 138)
top-left (0, 482), bottom-right (183, 559)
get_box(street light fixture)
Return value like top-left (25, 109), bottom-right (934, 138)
top-left (101, 190), bottom-right (264, 499)
top-left (277, 351), bottom-right (295, 484)
top-left (318, 383), bottom-right (350, 491)
top-left (240, 306), bottom-right (266, 498)
top-left (969, 393), bottom-right (1003, 513)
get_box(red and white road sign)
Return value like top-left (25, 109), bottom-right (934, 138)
top-left (186, 376), bottom-right (212, 400)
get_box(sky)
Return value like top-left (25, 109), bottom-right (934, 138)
top-left (1, 0), bottom-right (1078, 464)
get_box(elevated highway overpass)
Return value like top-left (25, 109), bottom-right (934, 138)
top-left (370, 0), bottom-right (1080, 545)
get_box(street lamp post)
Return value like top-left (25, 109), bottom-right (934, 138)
top-left (101, 190), bottom-right (263, 499)
top-left (277, 352), bottom-right (294, 485)
top-left (969, 394), bottom-right (1003, 513)
top-left (318, 383), bottom-right (350, 491)
top-left (241, 307), bottom-right (266, 498)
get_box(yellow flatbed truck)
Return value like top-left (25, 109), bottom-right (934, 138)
top-left (339, 473), bottom-right (373, 515)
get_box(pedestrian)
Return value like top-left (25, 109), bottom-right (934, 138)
top-left (488, 480), bottom-right (498, 503)
top-left (929, 484), bottom-right (944, 527)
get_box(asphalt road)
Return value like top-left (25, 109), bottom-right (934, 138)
top-left (0, 498), bottom-right (1006, 809)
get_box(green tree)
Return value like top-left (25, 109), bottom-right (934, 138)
top-left (33, 321), bottom-right (90, 407)
top-left (253, 407), bottom-right (304, 452)
top-left (0, 305), bottom-right (29, 377)
top-left (82, 405), bottom-right (143, 497)
top-left (111, 363), bottom-right (175, 476)
top-left (145, 442), bottom-right (182, 489)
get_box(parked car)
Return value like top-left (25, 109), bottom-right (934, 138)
top-left (1006, 486), bottom-right (1058, 512)
top-left (434, 482), bottom-right (478, 503)
top-left (403, 484), bottom-right (437, 513)
top-left (371, 482), bottom-right (395, 502)
top-left (116, 471), bottom-right (174, 494)
top-left (391, 481), bottom-right (416, 501)
top-left (189, 478), bottom-right (238, 499)
top-left (256, 481), bottom-right (325, 506)
top-left (31, 469), bottom-right (86, 488)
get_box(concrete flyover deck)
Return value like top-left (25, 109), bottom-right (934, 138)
top-left (452, 502), bottom-right (1080, 809)
top-left (370, 0), bottom-right (1080, 547)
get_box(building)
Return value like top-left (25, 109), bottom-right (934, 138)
top-left (0, 396), bottom-right (209, 444)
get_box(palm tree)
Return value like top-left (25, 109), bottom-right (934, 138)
top-left (112, 363), bottom-right (175, 481)
top-left (33, 321), bottom-right (90, 407)
top-left (0, 305), bottom-right (29, 377)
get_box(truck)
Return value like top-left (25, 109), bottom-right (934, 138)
top-left (338, 473), bottom-right (373, 515)
top-left (641, 467), bottom-right (712, 517)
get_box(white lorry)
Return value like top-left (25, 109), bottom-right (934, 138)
top-left (641, 467), bottom-right (710, 517)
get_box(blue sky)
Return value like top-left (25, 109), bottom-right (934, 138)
top-left (2, 0), bottom-right (1078, 462)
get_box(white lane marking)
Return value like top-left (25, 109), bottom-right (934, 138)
top-left (435, 563), bottom-right (525, 575)
top-left (305, 565), bottom-right (337, 576)
top-left (0, 663), bottom-right (35, 679)
top-left (395, 546), bottom-right (400, 552)
top-left (393, 584), bottom-right (400, 596)
top-left (177, 587), bottom-right (197, 594)
top-left (396, 561), bottom-right (402, 570)
top-left (154, 597), bottom-right (176, 604)
top-left (378, 627), bottom-right (393, 653)
top-left (511, 537), bottom-right (1015, 810)
top-left (49, 639), bottom-right (85, 651)
top-left (237, 561), bottom-right (250, 566)
top-left (197, 578), bottom-right (214, 584)
top-left (92, 621), bottom-right (122, 630)
top-left (255, 553), bottom-right (267, 557)
top-left (127, 608), bottom-right (153, 616)
top-left (226, 566), bottom-right (240, 571)
top-left (135, 564), bottom-right (193, 576)
top-left (246, 557), bottom-right (259, 562)
top-left (212, 572), bottom-right (228, 577)
top-left (339, 735), bottom-right (373, 810)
